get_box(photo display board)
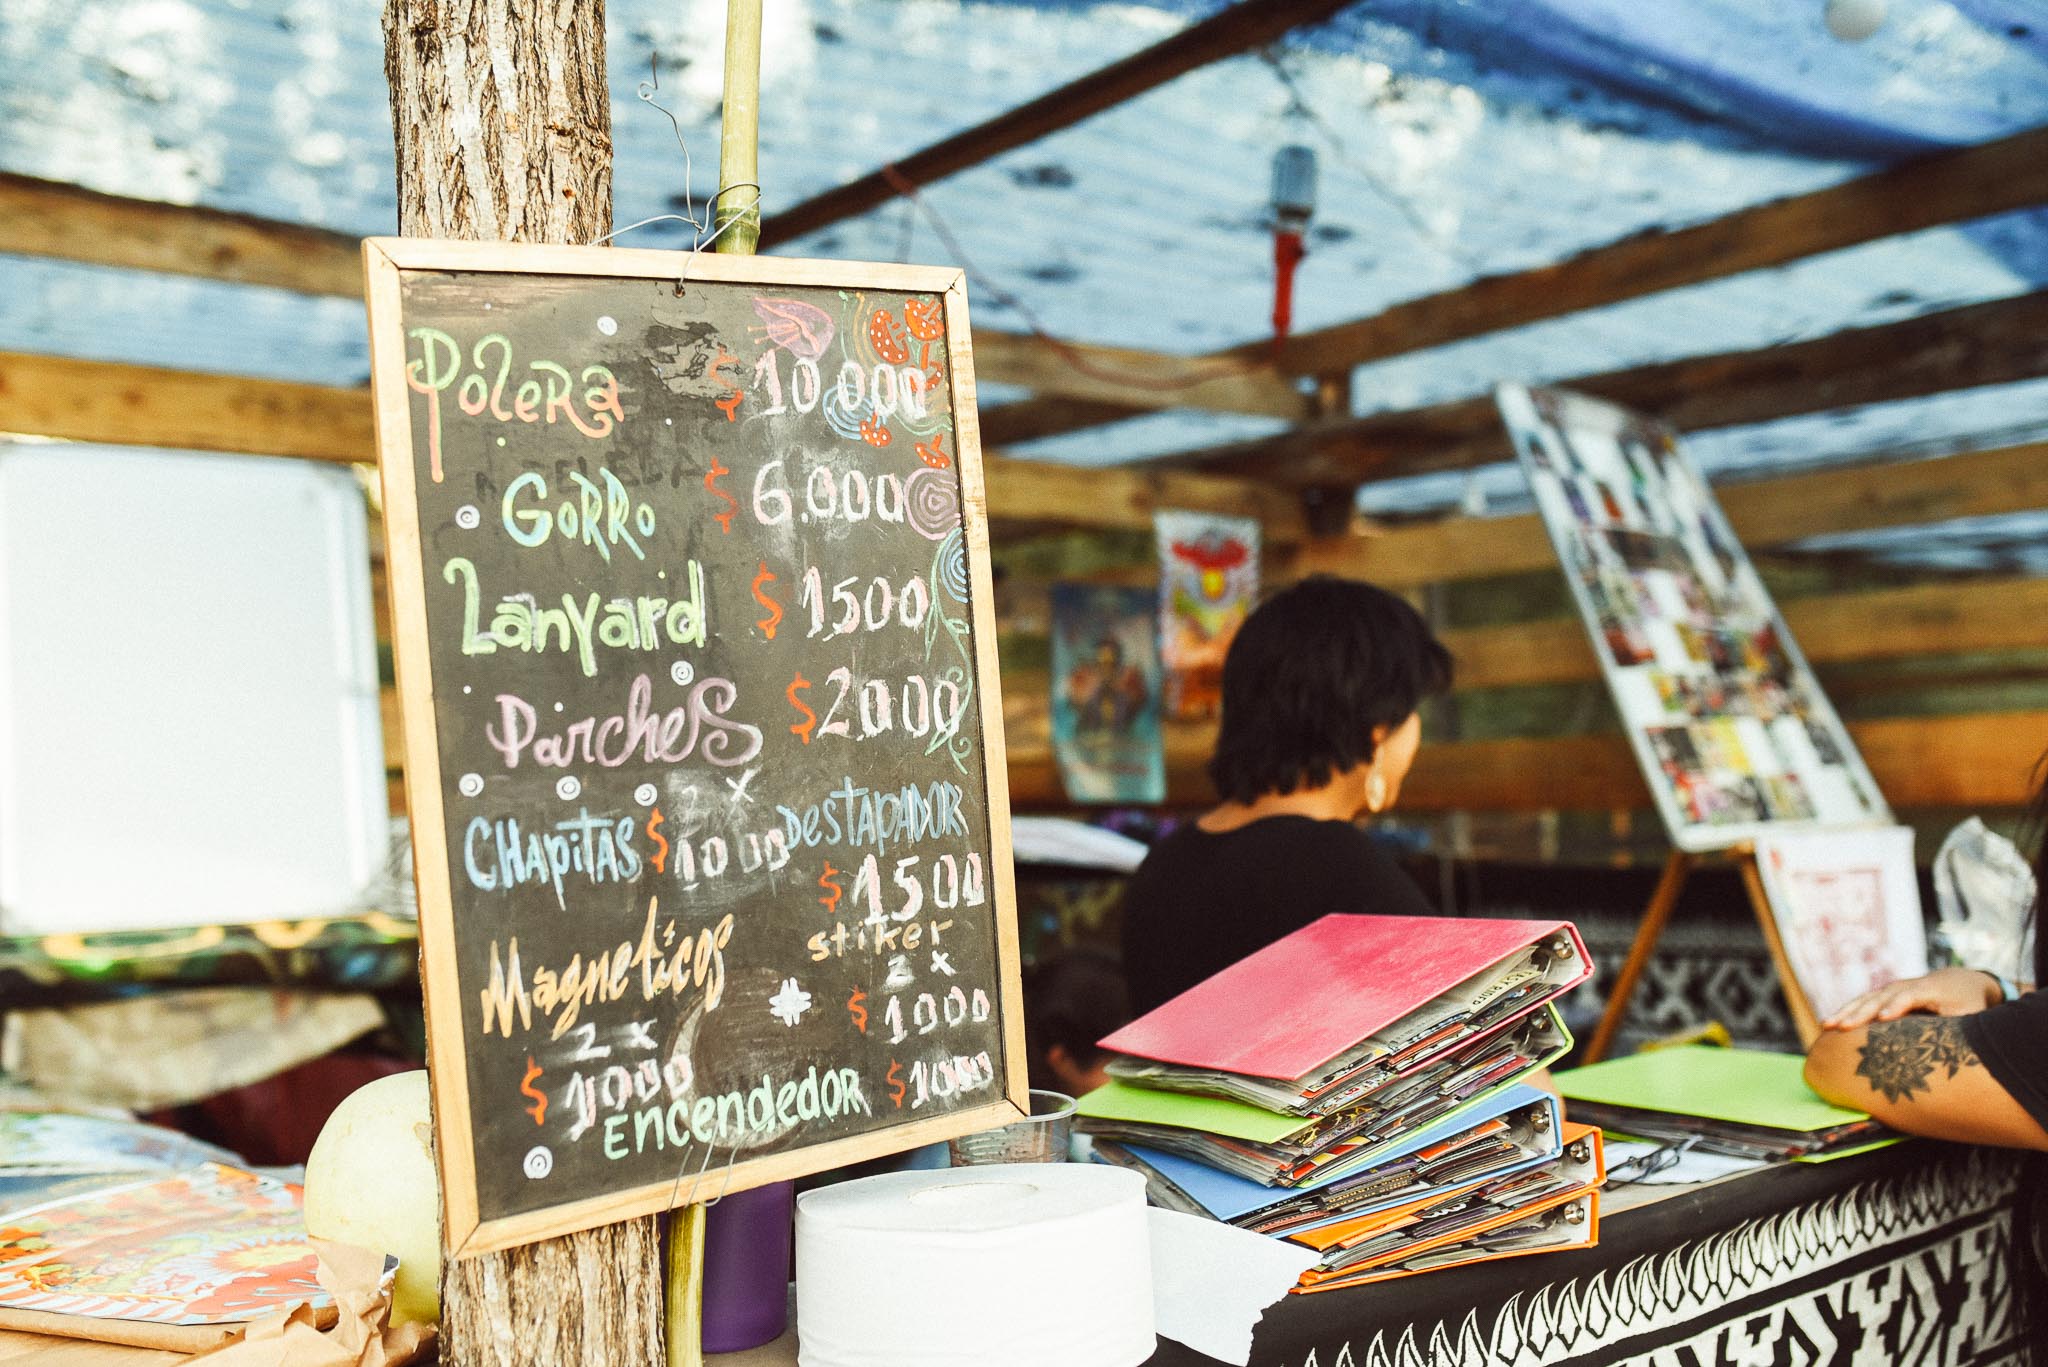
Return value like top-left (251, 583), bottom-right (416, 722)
top-left (1497, 384), bottom-right (1889, 853)
top-left (364, 240), bottom-right (1025, 1256)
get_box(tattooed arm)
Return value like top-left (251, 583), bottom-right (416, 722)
top-left (1804, 1015), bottom-right (2048, 1150)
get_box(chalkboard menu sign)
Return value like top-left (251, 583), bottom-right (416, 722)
top-left (364, 240), bottom-right (1026, 1257)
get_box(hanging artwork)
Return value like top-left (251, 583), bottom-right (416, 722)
top-left (1050, 585), bottom-right (1166, 804)
top-left (1498, 384), bottom-right (1889, 852)
top-left (1155, 510), bottom-right (1260, 721)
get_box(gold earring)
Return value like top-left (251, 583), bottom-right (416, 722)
top-left (1365, 770), bottom-right (1388, 813)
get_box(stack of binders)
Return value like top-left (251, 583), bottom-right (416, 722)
top-left (1079, 914), bottom-right (1605, 1288)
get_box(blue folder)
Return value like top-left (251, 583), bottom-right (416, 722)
top-left (1124, 1082), bottom-right (1560, 1228)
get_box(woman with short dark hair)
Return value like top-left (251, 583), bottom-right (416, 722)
top-left (1118, 576), bottom-right (1453, 1014)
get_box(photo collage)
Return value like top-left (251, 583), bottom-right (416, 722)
top-left (1497, 384), bottom-right (1889, 852)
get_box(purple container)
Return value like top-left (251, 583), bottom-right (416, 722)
top-left (700, 1180), bottom-right (794, 1353)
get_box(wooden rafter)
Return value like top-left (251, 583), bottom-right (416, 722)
top-left (0, 171), bottom-right (365, 296)
top-left (1261, 123), bottom-right (2048, 377)
top-left (981, 123), bottom-right (2048, 444)
top-left (0, 352), bottom-right (374, 462)
top-left (1164, 288), bottom-right (2048, 486)
top-left (968, 333), bottom-right (1306, 421)
top-left (1301, 440), bottom-right (2048, 588)
top-left (756, 0), bottom-right (1363, 249)
top-left (0, 175), bottom-right (1283, 411)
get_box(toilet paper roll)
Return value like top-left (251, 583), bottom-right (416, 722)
top-left (795, 1163), bottom-right (1154, 1367)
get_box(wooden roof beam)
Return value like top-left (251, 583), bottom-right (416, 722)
top-left (1298, 440), bottom-right (2048, 589)
top-left (981, 122), bottom-right (2048, 446)
top-left (1162, 288), bottom-right (2048, 487)
top-left (757, 0), bottom-right (1364, 249)
top-left (0, 171), bottom-right (365, 297)
top-left (0, 173), bottom-right (1298, 416)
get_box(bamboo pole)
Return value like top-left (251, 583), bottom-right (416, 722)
top-left (668, 6), bottom-right (767, 1363)
top-left (711, 0), bottom-right (763, 256)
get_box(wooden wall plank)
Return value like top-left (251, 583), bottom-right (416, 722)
top-left (1441, 576), bottom-right (2048, 689)
top-left (983, 452), bottom-right (1310, 540)
top-left (0, 352), bottom-right (372, 462)
top-left (996, 711), bottom-right (2048, 812)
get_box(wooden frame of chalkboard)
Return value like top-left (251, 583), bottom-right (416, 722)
top-left (364, 238), bottom-right (1028, 1257)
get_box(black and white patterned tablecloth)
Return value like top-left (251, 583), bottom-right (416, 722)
top-left (1150, 1142), bottom-right (2034, 1367)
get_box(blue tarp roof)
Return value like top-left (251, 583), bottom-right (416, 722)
top-left (1, 0), bottom-right (2044, 568)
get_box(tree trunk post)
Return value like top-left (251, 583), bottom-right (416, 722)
top-left (380, 3), bottom-right (663, 1363)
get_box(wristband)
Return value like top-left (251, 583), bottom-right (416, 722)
top-left (1989, 971), bottom-right (2021, 1005)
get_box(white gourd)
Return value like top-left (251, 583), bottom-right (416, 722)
top-left (302, 1070), bottom-right (441, 1326)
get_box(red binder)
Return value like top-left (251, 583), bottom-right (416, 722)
top-left (1100, 913), bottom-right (1592, 1083)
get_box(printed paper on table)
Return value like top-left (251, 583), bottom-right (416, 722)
top-left (1754, 826), bottom-right (1928, 1021)
top-left (0, 1164), bottom-right (328, 1327)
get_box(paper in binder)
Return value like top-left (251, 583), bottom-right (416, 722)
top-left (1079, 1003), bottom-right (1573, 1185)
top-left (1091, 1083), bottom-right (1562, 1236)
top-left (1292, 1124), bottom-right (1604, 1291)
top-left (1097, 914), bottom-right (1592, 1118)
top-left (1555, 1046), bottom-right (1889, 1160)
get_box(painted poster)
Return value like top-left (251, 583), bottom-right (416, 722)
top-left (0, 1163), bottom-right (332, 1326)
top-left (1498, 384), bottom-right (1889, 852)
top-left (1050, 585), bottom-right (1166, 804)
top-left (1155, 510), bottom-right (1260, 721)
top-left (1755, 827), bottom-right (1928, 1021)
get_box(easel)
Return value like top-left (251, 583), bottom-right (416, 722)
top-left (1580, 842), bottom-right (1822, 1064)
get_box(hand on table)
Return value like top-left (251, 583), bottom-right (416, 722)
top-left (1823, 968), bottom-right (2002, 1031)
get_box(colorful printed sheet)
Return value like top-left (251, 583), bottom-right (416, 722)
top-left (1050, 583), bottom-right (1166, 804)
top-left (0, 1164), bottom-right (327, 1326)
top-left (1155, 510), bottom-right (1259, 721)
top-left (1498, 384), bottom-right (1888, 851)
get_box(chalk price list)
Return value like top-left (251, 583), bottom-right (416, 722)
top-left (398, 280), bottom-right (1006, 1218)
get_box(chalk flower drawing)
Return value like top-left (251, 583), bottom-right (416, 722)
top-left (769, 978), bottom-right (813, 1028)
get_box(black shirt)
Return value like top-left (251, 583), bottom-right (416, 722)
top-left (1118, 815), bottom-right (1437, 1015)
top-left (1964, 991), bottom-right (2048, 1132)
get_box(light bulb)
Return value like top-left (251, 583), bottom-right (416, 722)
top-left (1271, 143), bottom-right (1318, 230)
top-left (1825, 0), bottom-right (1887, 41)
